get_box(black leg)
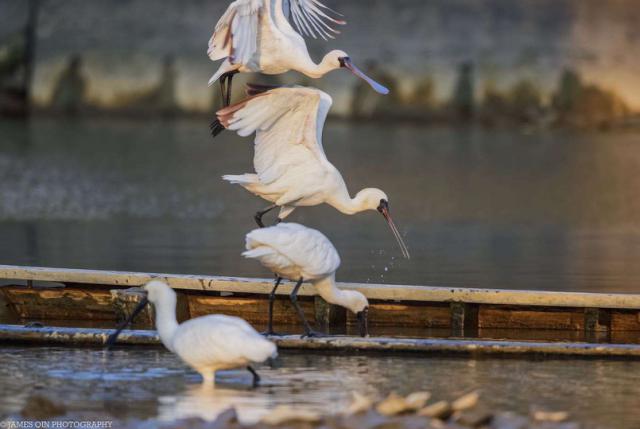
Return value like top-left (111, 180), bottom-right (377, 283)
top-left (219, 74), bottom-right (227, 106)
top-left (254, 205), bottom-right (277, 228)
top-left (226, 74), bottom-right (234, 106)
top-left (290, 278), bottom-right (323, 338)
top-left (262, 277), bottom-right (282, 336)
top-left (247, 366), bottom-right (260, 388)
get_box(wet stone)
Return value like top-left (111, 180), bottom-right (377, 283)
top-left (418, 400), bottom-right (452, 419)
top-left (453, 407), bottom-right (493, 427)
top-left (20, 394), bottom-right (66, 419)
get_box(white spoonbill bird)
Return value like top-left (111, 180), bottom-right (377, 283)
top-left (106, 280), bottom-right (277, 387)
top-left (243, 222), bottom-right (369, 337)
top-left (208, 0), bottom-right (389, 106)
top-left (214, 85), bottom-right (410, 259)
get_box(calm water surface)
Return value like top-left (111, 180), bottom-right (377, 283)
top-left (1, 117), bottom-right (640, 292)
top-left (0, 346), bottom-right (639, 428)
top-left (1, 119), bottom-right (640, 427)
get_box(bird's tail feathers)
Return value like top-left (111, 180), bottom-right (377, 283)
top-left (242, 247), bottom-right (273, 259)
top-left (222, 174), bottom-right (259, 185)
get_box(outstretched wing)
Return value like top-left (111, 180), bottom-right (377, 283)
top-left (287, 0), bottom-right (346, 40)
top-left (208, 0), bottom-right (262, 65)
top-left (245, 223), bottom-right (340, 278)
top-left (216, 87), bottom-right (333, 185)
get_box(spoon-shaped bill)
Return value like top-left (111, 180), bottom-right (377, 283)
top-left (105, 296), bottom-right (149, 349)
top-left (340, 57), bottom-right (390, 95)
top-left (378, 204), bottom-right (410, 259)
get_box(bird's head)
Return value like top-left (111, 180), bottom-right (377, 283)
top-left (324, 51), bottom-right (389, 95)
top-left (105, 280), bottom-right (174, 349)
top-left (355, 188), bottom-right (410, 259)
top-left (343, 290), bottom-right (369, 337)
top-left (143, 280), bottom-right (176, 305)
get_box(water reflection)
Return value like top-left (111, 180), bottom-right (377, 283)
top-left (1, 346), bottom-right (639, 428)
top-left (1, 118), bottom-right (640, 292)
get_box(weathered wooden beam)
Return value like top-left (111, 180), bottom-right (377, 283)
top-left (0, 285), bottom-right (114, 320)
top-left (3, 265), bottom-right (640, 309)
top-left (450, 303), bottom-right (478, 337)
top-left (314, 296), bottom-right (346, 331)
top-left (584, 307), bottom-right (612, 343)
top-left (2, 324), bottom-right (640, 358)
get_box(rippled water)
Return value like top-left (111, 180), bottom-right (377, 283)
top-left (1, 117), bottom-right (640, 292)
top-left (0, 346), bottom-right (639, 428)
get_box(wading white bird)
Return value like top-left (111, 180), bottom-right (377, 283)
top-left (243, 222), bottom-right (369, 337)
top-left (208, 0), bottom-right (389, 106)
top-left (213, 85), bottom-right (410, 259)
top-left (106, 280), bottom-right (277, 387)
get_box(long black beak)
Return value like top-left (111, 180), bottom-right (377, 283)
top-left (377, 200), bottom-right (410, 259)
top-left (339, 57), bottom-right (389, 95)
top-left (356, 307), bottom-right (369, 337)
top-left (105, 296), bottom-right (149, 349)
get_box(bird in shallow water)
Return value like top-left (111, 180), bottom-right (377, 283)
top-left (208, 0), bottom-right (389, 106)
top-left (213, 85), bottom-right (410, 259)
top-left (106, 280), bottom-right (277, 387)
top-left (243, 222), bottom-right (369, 337)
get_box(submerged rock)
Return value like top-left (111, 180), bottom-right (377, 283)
top-left (260, 405), bottom-right (322, 426)
top-left (376, 391), bottom-right (431, 416)
top-left (20, 394), bottom-right (66, 419)
top-left (451, 391), bottom-right (480, 411)
top-left (345, 391), bottom-right (374, 415)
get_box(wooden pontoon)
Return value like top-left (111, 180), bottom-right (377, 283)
top-left (1, 265), bottom-right (640, 349)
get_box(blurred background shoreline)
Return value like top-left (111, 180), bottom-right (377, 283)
top-left (2, 0), bottom-right (640, 293)
top-left (1, 0), bottom-right (640, 129)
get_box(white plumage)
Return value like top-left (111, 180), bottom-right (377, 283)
top-left (108, 281), bottom-right (277, 386)
top-left (207, 0), bottom-right (388, 104)
top-left (243, 222), bottom-right (370, 337)
top-left (244, 222), bottom-right (340, 281)
top-left (217, 86), bottom-right (410, 259)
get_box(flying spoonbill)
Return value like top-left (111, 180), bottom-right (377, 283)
top-left (213, 85), bottom-right (410, 259)
top-left (243, 222), bottom-right (369, 337)
top-left (106, 280), bottom-right (277, 387)
top-left (208, 0), bottom-right (389, 106)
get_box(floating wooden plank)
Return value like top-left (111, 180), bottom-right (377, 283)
top-left (3, 264), bottom-right (640, 309)
top-left (1, 324), bottom-right (640, 358)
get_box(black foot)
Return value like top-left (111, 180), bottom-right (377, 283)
top-left (254, 213), bottom-right (265, 228)
top-left (25, 322), bottom-right (44, 328)
top-left (246, 366), bottom-right (260, 388)
top-left (260, 330), bottom-right (284, 337)
top-left (301, 330), bottom-right (327, 339)
top-left (210, 119), bottom-right (225, 138)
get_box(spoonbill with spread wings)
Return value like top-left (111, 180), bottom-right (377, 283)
top-left (214, 85), bottom-right (410, 259)
top-left (208, 0), bottom-right (389, 105)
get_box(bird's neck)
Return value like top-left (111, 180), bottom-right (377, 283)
top-left (312, 275), bottom-right (345, 305)
top-left (153, 297), bottom-right (179, 352)
top-left (302, 54), bottom-right (337, 79)
top-left (328, 188), bottom-right (368, 215)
